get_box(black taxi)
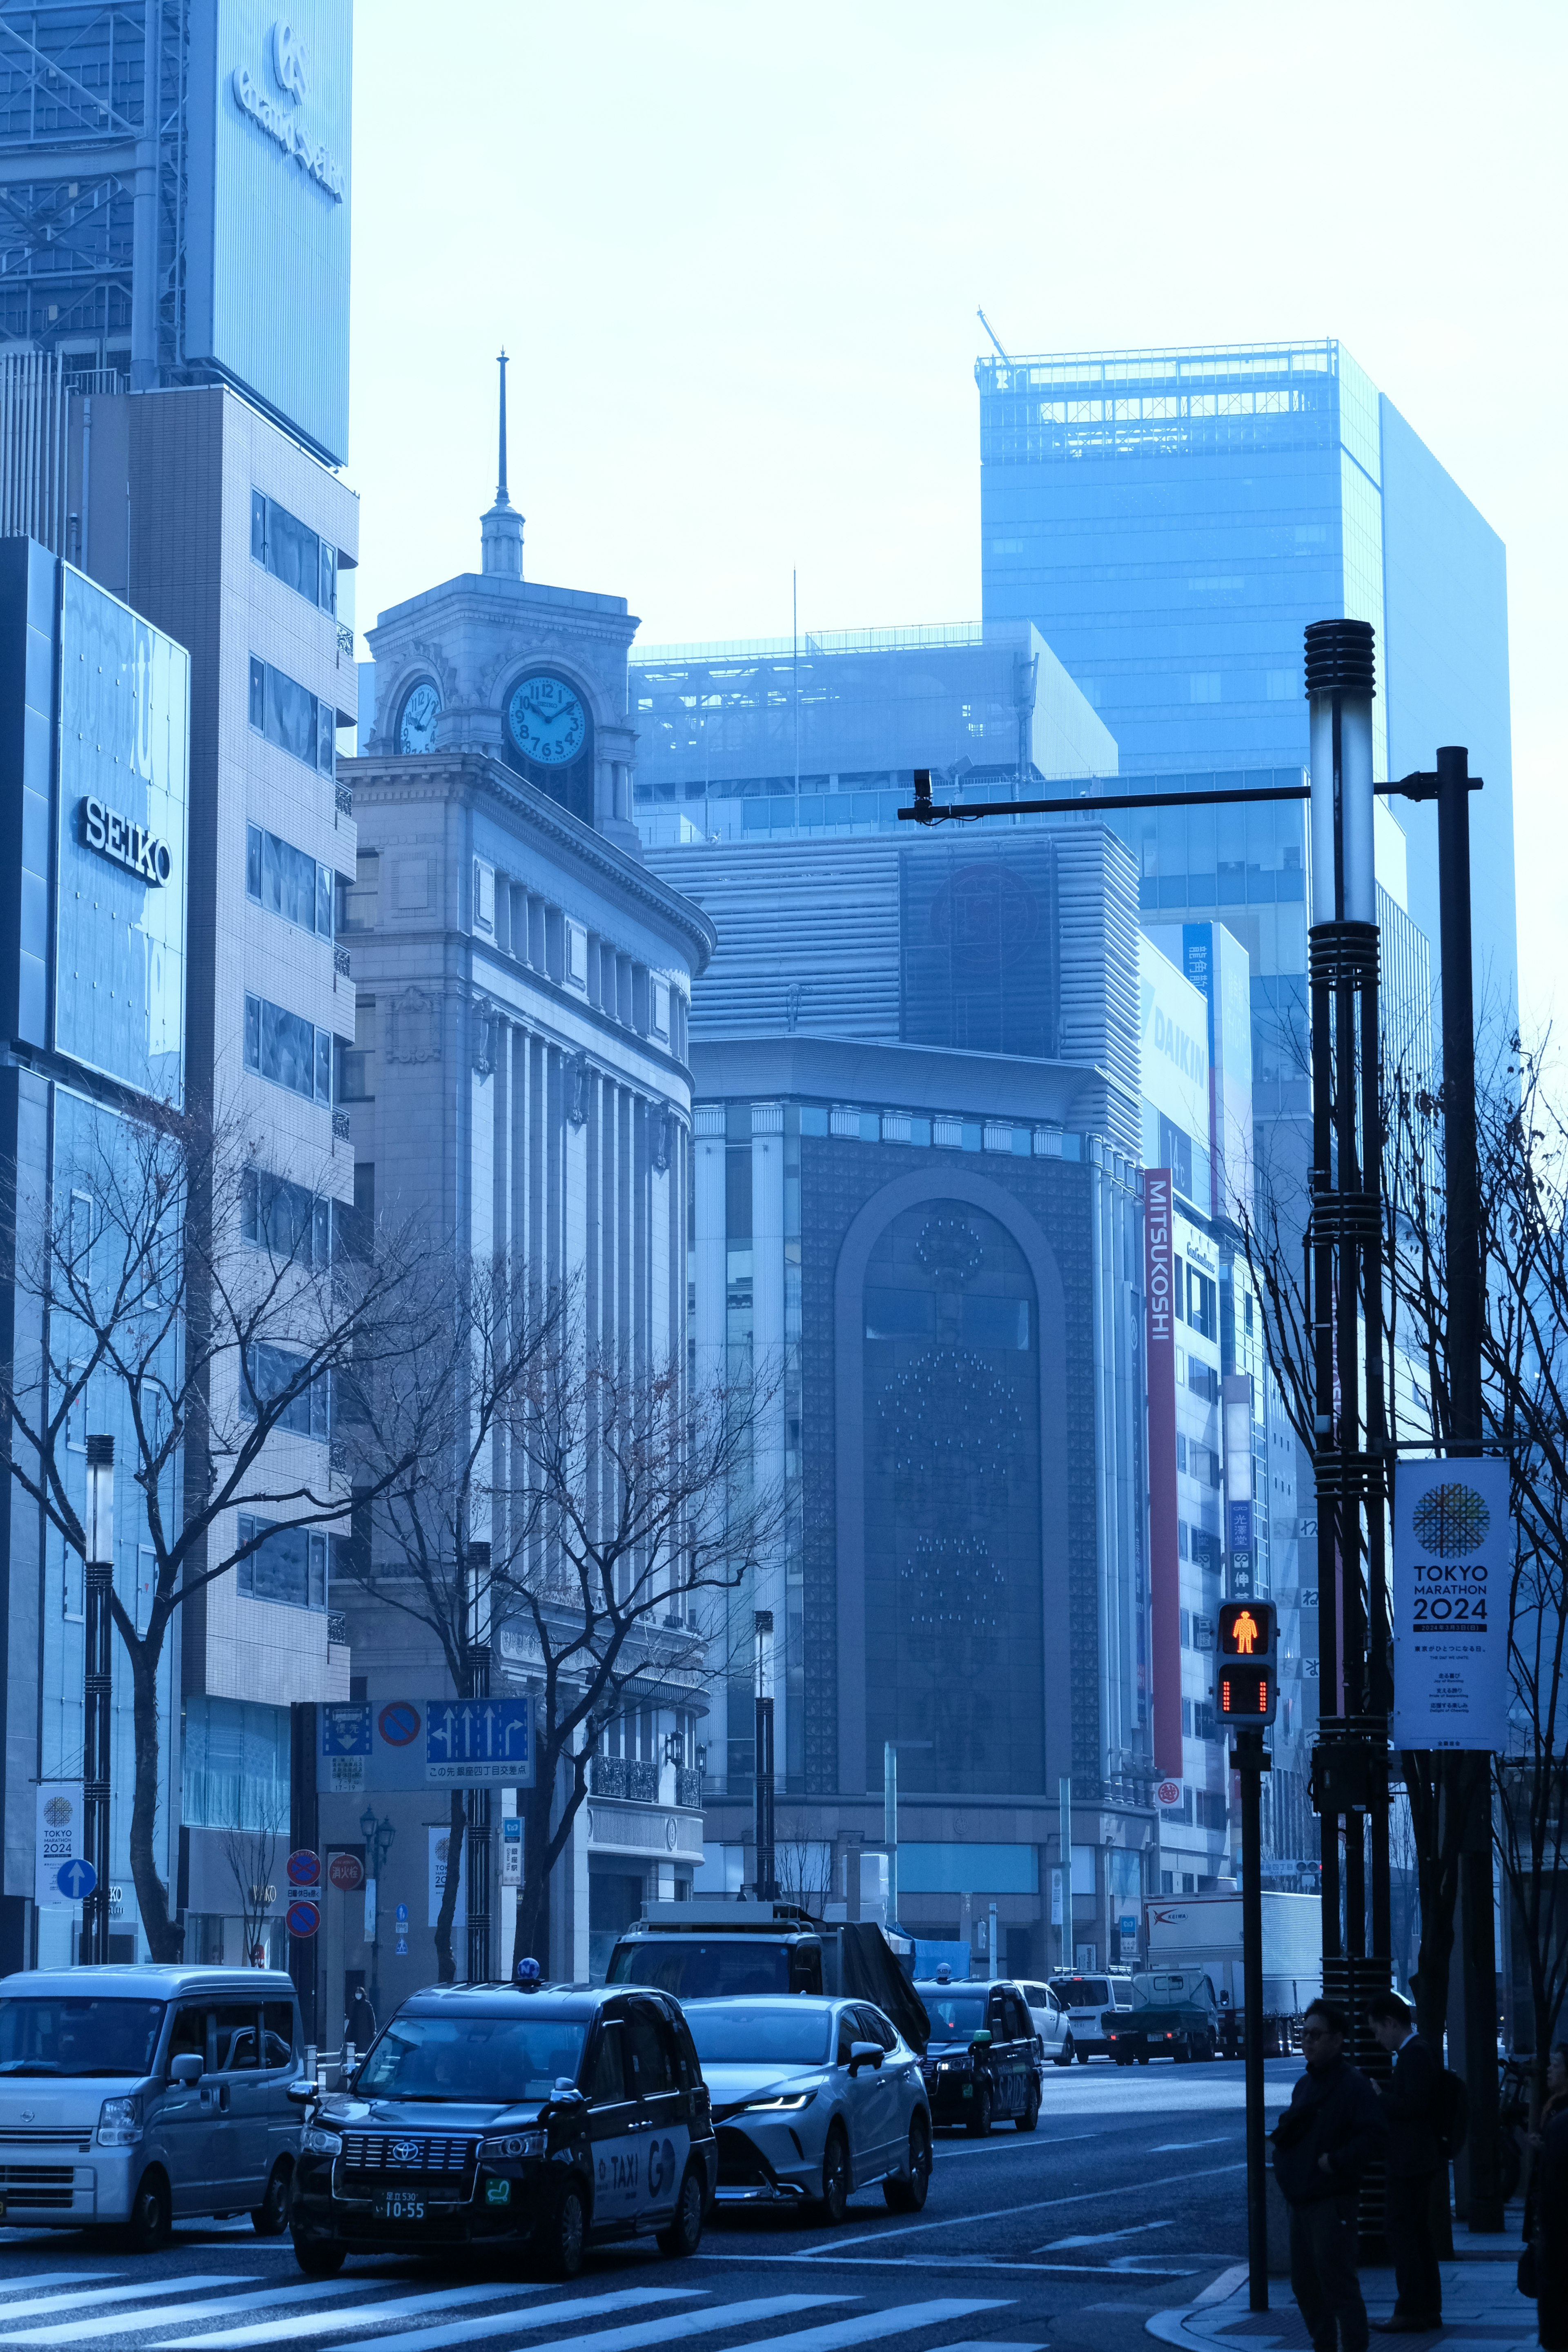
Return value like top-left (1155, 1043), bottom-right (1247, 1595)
top-left (915, 1976), bottom-right (1042, 2134)
top-left (289, 1977), bottom-right (717, 2278)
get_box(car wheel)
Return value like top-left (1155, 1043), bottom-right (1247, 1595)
top-left (1016, 2079), bottom-right (1040, 2134)
top-left (252, 2159), bottom-right (292, 2237)
top-left (1136, 2050), bottom-right (1150, 2065)
top-left (1054, 2033), bottom-right (1074, 2069)
top-left (965, 2082), bottom-right (993, 2137)
top-left (884, 2114), bottom-right (932, 2212)
top-left (127, 2168), bottom-right (171, 2254)
top-left (656, 2166), bottom-right (705, 2258)
top-left (1075, 2045), bottom-right (1089, 2063)
top-left (1114, 2051), bottom-right (1133, 2067)
top-left (292, 2233), bottom-right (345, 2277)
top-left (813, 2123), bottom-right (851, 2224)
top-left (539, 2185), bottom-right (587, 2280)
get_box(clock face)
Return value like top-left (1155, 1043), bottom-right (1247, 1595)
top-left (508, 673), bottom-right (587, 768)
top-left (397, 680), bottom-right (441, 754)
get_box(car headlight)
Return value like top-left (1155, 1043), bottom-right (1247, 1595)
top-left (480, 2131), bottom-right (546, 2160)
top-left (741, 2090), bottom-right (817, 2112)
top-left (303, 2126), bottom-right (343, 2156)
top-left (97, 2094), bottom-right (143, 2147)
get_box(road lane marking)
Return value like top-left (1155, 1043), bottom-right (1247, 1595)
top-left (9, 2284), bottom-right (382, 2347)
top-left (1196, 2265), bottom-right (1251, 2304)
top-left (0, 2285), bottom-right (119, 2303)
top-left (167, 2282), bottom-right (558, 2352)
top-left (524, 2296), bottom-right (845, 2352)
top-left (1046, 2221), bottom-right (1176, 2248)
top-left (1148, 2139), bottom-right (1234, 2152)
top-left (0, 2281), bottom-right (260, 2335)
top-left (703, 2307), bottom-right (1011, 2352)
top-left (695, 2255), bottom-right (1199, 2278)
top-left (808, 2158), bottom-right (1247, 2254)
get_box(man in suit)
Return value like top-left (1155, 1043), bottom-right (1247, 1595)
top-left (1368, 1989), bottom-right (1444, 2332)
top-left (1272, 1998), bottom-right (1388, 2352)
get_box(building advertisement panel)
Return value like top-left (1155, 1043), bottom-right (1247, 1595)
top-left (1140, 941), bottom-right (1211, 1146)
top-left (55, 568), bottom-right (189, 1101)
top-left (185, 1), bottom-right (352, 462)
top-left (1145, 1169), bottom-right (1182, 1774)
top-left (1392, 1456), bottom-right (1511, 1751)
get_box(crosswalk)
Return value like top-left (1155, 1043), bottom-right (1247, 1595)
top-left (0, 2270), bottom-right (1044, 2352)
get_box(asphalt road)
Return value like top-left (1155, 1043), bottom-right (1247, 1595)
top-left (0, 2058), bottom-right (1299, 2352)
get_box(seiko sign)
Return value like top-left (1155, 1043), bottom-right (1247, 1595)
top-left (232, 16), bottom-right (345, 203)
top-left (80, 797), bottom-right (174, 886)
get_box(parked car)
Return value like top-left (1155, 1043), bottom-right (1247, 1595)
top-left (0, 1964), bottom-right (303, 2249)
top-left (1016, 1979), bottom-right (1076, 2066)
top-left (1044, 1971), bottom-right (1134, 2062)
top-left (685, 1996), bottom-right (931, 2223)
top-left (915, 1978), bottom-right (1041, 2134)
top-left (289, 1980), bottom-right (717, 2278)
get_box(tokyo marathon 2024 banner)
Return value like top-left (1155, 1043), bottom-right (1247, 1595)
top-left (1392, 1456), bottom-right (1510, 1752)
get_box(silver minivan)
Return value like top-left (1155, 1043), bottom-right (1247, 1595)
top-left (0, 1965), bottom-right (304, 2248)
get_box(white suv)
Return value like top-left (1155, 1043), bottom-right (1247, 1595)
top-left (1043, 1972), bottom-right (1135, 2061)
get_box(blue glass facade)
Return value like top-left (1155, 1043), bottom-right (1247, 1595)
top-left (978, 339), bottom-right (1515, 1007)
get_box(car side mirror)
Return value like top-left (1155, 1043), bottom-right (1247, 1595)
top-left (970, 2029), bottom-right (992, 2047)
top-left (285, 2078), bottom-right (316, 2106)
top-left (170, 2054), bottom-right (203, 2087)
top-left (847, 2041), bottom-right (883, 2075)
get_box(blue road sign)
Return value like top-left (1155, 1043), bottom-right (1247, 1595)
top-left (394, 1938), bottom-right (408, 1956)
top-left (56, 1858), bottom-right (97, 1902)
top-left (424, 1695), bottom-right (534, 1785)
top-left (321, 1703), bottom-right (372, 1757)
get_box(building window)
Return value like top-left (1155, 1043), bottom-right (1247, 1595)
top-left (244, 991), bottom-right (333, 1106)
top-left (236, 1511), bottom-right (332, 1611)
top-left (251, 488), bottom-right (338, 615)
top-left (249, 654), bottom-right (336, 777)
top-left (338, 851), bottom-right (379, 931)
top-left (241, 1167), bottom-right (333, 1266)
top-left (247, 823), bottom-right (335, 939)
top-left (337, 1000), bottom-right (376, 1101)
top-left (240, 1341), bottom-right (330, 1442)
top-left (1187, 1265), bottom-right (1218, 1340)
top-left (180, 1694), bottom-right (290, 1831)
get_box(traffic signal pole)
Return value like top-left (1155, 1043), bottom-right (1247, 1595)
top-left (1237, 1726), bottom-right (1268, 2310)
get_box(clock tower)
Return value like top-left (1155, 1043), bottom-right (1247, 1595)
top-left (365, 353), bottom-right (642, 853)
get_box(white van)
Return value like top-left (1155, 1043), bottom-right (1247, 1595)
top-left (0, 1965), bottom-right (304, 2248)
top-left (1044, 1971), bottom-right (1135, 2060)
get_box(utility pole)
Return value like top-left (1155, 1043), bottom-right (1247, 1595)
top-left (81, 1436), bottom-right (114, 1964)
top-left (466, 1541), bottom-right (492, 1986)
top-left (1238, 1726), bottom-right (1268, 2308)
top-left (754, 1609), bottom-right (776, 1902)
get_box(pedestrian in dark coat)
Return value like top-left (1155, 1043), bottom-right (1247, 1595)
top-left (1368, 1989), bottom-right (1444, 2330)
top-left (1272, 1999), bottom-right (1388, 2352)
top-left (1532, 2046), bottom-right (1568, 2352)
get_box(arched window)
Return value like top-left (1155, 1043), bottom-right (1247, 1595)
top-left (862, 1202), bottom-right (1043, 1795)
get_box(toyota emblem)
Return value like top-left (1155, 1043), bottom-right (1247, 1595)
top-left (389, 2138), bottom-right (419, 2165)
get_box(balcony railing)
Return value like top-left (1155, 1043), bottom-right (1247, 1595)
top-left (675, 1766), bottom-right (703, 1811)
top-left (327, 1612), bottom-right (348, 1647)
top-left (335, 780), bottom-right (354, 818)
top-left (589, 1755), bottom-right (659, 1804)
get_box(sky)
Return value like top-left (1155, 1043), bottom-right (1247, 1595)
top-left (347, 0), bottom-right (1567, 1026)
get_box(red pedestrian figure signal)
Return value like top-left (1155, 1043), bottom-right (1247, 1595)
top-left (1217, 1601), bottom-right (1277, 1724)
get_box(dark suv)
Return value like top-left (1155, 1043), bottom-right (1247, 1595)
top-left (914, 1977), bottom-right (1041, 2134)
top-left (290, 1982), bottom-right (716, 2278)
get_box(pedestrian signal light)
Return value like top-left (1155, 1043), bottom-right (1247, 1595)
top-left (1217, 1601), bottom-right (1277, 1724)
top-left (1217, 1664), bottom-right (1275, 1721)
top-left (1218, 1601), bottom-right (1276, 1660)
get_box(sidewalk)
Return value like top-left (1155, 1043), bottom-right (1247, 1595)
top-left (1148, 2251), bottom-right (1539, 2352)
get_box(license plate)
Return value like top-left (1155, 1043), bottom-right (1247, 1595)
top-left (372, 2189), bottom-right (426, 2221)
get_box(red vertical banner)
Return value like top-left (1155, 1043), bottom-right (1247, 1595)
top-left (1145, 1171), bottom-right (1183, 1776)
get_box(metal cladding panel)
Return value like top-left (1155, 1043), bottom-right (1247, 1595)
top-left (0, 538), bottom-right (59, 1051)
top-left (186, 1), bottom-right (352, 463)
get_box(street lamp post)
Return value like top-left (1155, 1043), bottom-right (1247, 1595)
top-left (81, 1437), bottom-right (114, 1966)
top-left (754, 1610), bottom-right (776, 1902)
top-left (358, 1805), bottom-right (395, 2023)
top-left (883, 1740), bottom-right (932, 1933)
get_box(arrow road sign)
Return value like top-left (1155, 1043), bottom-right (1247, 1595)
top-left (424, 1695), bottom-right (534, 1785)
top-left (55, 1858), bottom-right (97, 1902)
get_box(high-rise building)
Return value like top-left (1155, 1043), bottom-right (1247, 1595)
top-left (977, 339), bottom-right (1516, 1018)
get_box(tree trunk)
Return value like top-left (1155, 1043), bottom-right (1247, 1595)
top-left (433, 1787), bottom-right (465, 1983)
top-left (128, 1625), bottom-right (177, 1960)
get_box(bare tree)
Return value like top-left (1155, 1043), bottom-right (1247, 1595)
top-left (3, 1103), bottom-right (423, 1958)
top-left (220, 1797), bottom-right (287, 1968)
top-left (775, 1814), bottom-right (834, 1915)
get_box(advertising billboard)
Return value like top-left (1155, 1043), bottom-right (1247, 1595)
top-left (185, 4), bottom-right (352, 463)
top-left (1392, 1456), bottom-right (1511, 1751)
top-left (1145, 1167), bottom-right (1182, 1775)
top-left (55, 567), bottom-right (190, 1101)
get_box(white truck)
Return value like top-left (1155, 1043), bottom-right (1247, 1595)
top-left (1142, 1891), bottom-right (1321, 2056)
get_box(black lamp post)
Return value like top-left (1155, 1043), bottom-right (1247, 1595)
top-left (358, 1805), bottom-right (395, 2021)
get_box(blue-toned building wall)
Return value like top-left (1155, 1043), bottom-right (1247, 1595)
top-left (0, 541), bottom-right (190, 1967)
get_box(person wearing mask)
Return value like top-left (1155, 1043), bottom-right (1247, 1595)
top-left (1366, 1990), bottom-right (1444, 2332)
top-left (1272, 1998), bottom-right (1388, 2352)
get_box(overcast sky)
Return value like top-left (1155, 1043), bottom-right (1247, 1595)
top-left (347, 0), bottom-right (1566, 1026)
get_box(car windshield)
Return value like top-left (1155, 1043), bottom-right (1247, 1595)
top-left (355, 2014), bottom-right (586, 2103)
top-left (922, 1992), bottom-right (987, 2039)
top-left (1054, 1978), bottom-right (1110, 2005)
top-left (607, 1940), bottom-right (792, 1999)
top-left (0, 1997), bottom-right (165, 2078)
top-left (685, 2005), bottom-right (834, 2068)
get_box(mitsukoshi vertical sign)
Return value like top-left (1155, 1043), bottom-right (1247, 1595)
top-left (1145, 1171), bottom-right (1182, 1774)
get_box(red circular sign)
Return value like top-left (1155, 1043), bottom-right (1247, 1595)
top-left (286, 1848), bottom-right (321, 1888)
top-left (1155, 1780), bottom-right (1183, 1808)
top-left (378, 1700), bottom-right (421, 1748)
top-left (286, 1899), bottom-right (320, 1939)
top-left (328, 1852), bottom-right (365, 1893)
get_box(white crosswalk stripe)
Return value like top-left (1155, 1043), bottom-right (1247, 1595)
top-left (699, 2305), bottom-right (1013, 2352)
top-left (0, 2281), bottom-right (120, 2301)
top-left (165, 2281), bottom-right (556, 2352)
top-left (10, 2281), bottom-right (389, 2348)
top-left (519, 2297), bottom-right (844, 2352)
top-left (286, 2286), bottom-right (718, 2352)
top-left (0, 2281), bottom-right (260, 2336)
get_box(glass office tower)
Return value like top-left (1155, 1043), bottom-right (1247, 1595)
top-left (978, 339), bottom-right (1517, 1018)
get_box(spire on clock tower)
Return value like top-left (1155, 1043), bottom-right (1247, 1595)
top-left (481, 347), bottom-right (524, 581)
